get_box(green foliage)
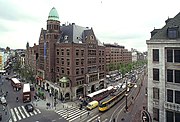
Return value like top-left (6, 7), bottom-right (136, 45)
top-left (107, 60), bottom-right (147, 77)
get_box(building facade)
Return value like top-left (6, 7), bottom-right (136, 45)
top-left (146, 13), bottom-right (180, 122)
top-left (104, 43), bottom-right (132, 71)
top-left (26, 7), bottom-right (106, 100)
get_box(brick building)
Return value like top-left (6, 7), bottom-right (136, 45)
top-left (104, 43), bottom-right (132, 71)
top-left (26, 7), bottom-right (106, 100)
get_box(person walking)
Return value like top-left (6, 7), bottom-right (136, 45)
top-left (16, 97), bottom-right (19, 102)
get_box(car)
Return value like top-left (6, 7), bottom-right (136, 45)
top-left (5, 77), bottom-right (11, 80)
top-left (24, 104), bottom-right (34, 112)
top-left (86, 101), bottom-right (98, 110)
top-left (0, 96), bottom-right (7, 106)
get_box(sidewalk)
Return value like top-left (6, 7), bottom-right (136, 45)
top-left (117, 74), bottom-right (148, 122)
top-left (31, 88), bottom-right (80, 111)
top-left (0, 104), bottom-right (11, 122)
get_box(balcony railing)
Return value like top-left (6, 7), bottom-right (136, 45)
top-left (164, 102), bottom-right (180, 112)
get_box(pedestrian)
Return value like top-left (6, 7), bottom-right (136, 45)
top-left (2, 105), bottom-right (5, 111)
top-left (87, 111), bottom-right (90, 116)
top-left (46, 102), bottom-right (49, 109)
top-left (16, 97), bottom-right (19, 102)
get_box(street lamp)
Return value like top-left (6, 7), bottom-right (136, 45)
top-left (124, 73), bottom-right (129, 112)
top-left (125, 93), bottom-right (128, 111)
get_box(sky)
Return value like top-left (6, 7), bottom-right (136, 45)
top-left (0, 0), bottom-right (180, 52)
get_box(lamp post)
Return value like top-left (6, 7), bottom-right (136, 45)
top-left (125, 73), bottom-right (129, 112)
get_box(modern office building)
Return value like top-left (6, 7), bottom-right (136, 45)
top-left (146, 13), bottom-right (180, 122)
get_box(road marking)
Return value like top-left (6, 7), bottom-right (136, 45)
top-left (10, 109), bottom-right (17, 122)
top-left (9, 118), bottom-right (12, 122)
top-left (29, 112), bottom-right (34, 116)
top-left (14, 107), bottom-right (22, 120)
top-left (33, 109), bottom-right (37, 115)
top-left (67, 111), bottom-right (88, 121)
top-left (36, 109), bottom-right (41, 113)
top-left (21, 106), bottom-right (30, 117)
top-left (18, 106), bottom-right (26, 119)
top-left (87, 114), bottom-right (99, 122)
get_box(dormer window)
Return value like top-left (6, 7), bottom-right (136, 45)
top-left (167, 27), bottom-right (179, 39)
top-left (90, 35), bottom-right (94, 40)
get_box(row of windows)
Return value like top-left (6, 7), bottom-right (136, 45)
top-left (56, 58), bottom-right (85, 66)
top-left (153, 108), bottom-right (180, 121)
top-left (167, 89), bottom-right (180, 104)
top-left (76, 77), bottom-right (85, 86)
top-left (166, 110), bottom-right (180, 122)
top-left (153, 68), bottom-right (180, 83)
top-left (57, 49), bottom-right (85, 57)
top-left (47, 24), bottom-right (59, 30)
top-left (153, 87), bottom-right (180, 104)
top-left (59, 82), bottom-right (69, 88)
top-left (56, 48), bottom-right (105, 57)
top-left (153, 49), bottom-right (180, 63)
top-left (57, 67), bottom-right (86, 75)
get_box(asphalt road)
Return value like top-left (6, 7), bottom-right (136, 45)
top-left (80, 68), bottom-right (147, 122)
top-left (1, 70), bottom-right (66, 122)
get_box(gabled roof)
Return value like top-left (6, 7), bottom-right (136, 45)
top-left (151, 12), bottom-right (180, 39)
top-left (58, 23), bottom-right (103, 46)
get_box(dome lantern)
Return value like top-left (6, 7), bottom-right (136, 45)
top-left (48, 7), bottom-right (59, 21)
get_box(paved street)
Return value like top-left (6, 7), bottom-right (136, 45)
top-left (9, 105), bottom-right (41, 122)
top-left (115, 70), bottom-right (148, 122)
top-left (0, 66), bottom-right (149, 122)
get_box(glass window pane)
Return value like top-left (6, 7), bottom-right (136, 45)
top-left (153, 68), bottom-right (159, 81)
top-left (153, 49), bottom-right (159, 62)
top-left (167, 89), bottom-right (173, 102)
top-left (166, 110), bottom-right (174, 122)
top-left (175, 70), bottom-right (180, 83)
top-left (167, 69), bottom-right (173, 82)
top-left (175, 91), bottom-right (180, 104)
top-left (174, 50), bottom-right (180, 63)
top-left (167, 50), bottom-right (173, 62)
top-left (175, 112), bottom-right (180, 122)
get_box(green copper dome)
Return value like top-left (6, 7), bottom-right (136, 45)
top-left (48, 7), bottom-right (59, 21)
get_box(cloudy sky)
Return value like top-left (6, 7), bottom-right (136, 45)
top-left (0, 0), bottom-right (180, 52)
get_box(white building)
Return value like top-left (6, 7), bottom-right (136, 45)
top-left (146, 13), bottom-right (180, 122)
top-left (0, 51), bottom-right (9, 70)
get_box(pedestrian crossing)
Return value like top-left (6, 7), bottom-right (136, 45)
top-left (55, 107), bottom-right (89, 122)
top-left (9, 106), bottom-right (41, 122)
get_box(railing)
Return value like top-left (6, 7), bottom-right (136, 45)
top-left (164, 102), bottom-right (180, 112)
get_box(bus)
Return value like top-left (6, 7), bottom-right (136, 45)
top-left (11, 78), bottom-right (22, 90)
top-left (86, 86), bottom-right (115, 102)
top-left (23, 83), bottom-right (31, 103)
